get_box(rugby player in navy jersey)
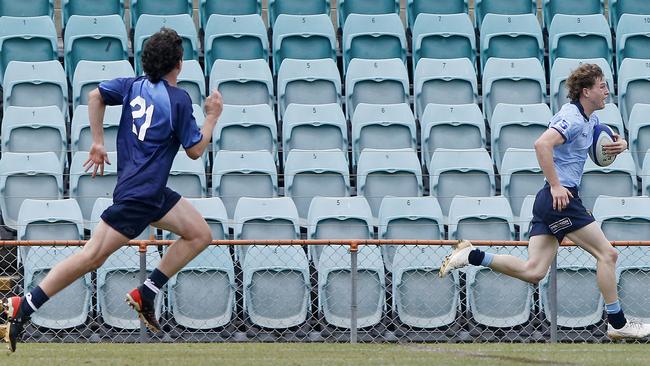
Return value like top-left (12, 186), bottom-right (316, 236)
top-left (3, 28), bottom-right (223, 351)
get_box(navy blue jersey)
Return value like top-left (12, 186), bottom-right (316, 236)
top-left (98, 76), bottom-right (202, 206)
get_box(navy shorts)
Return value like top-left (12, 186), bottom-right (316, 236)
top-left (101, 187), bottom-right (182, 239)
top-left (529, 184), bottom-right (595, 243)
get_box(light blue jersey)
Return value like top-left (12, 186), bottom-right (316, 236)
top-left (548, 101), bottom-right (600, 188)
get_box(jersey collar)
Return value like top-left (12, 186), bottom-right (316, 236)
top-left (570, 100), bottom-right (590, 122)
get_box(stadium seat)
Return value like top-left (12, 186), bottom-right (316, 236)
top-left (356, 148), bottom-right (423, 221)
top-left (411, 13), bottom-right (475, 73)
top-left (63, 15), bottom-right (129, 81)
top-left (378, 196), bottom-right (445, 272)
top-left (413, 58), bottom-right (478, 119)
top-left (0, 16), bottom-right (57, 85)
top-left (480, 14), bottom-right (544, 72)
top-left (212, 151), bottom-right (278, 220)
top-left (209, 59), bottom-right (274, 110)
top-left (500, 148), bottom-right (544, 220)
top-left (18, 199), bottom-right (91, 330)
top-left (644, 154), bottom-right (650, 196)
top-left (518, 194), bottom-right (536, 240)
top-left (420, 103), bottom-right (486, 170)
top-left (628, 104), bottom-right (650, 174)
top-left (549, 58), bottom-right (614, 114)
top-left (133, 14), bottom-right (199, 76)
top-left (69, 151), bottom-right (118, 226)
top-left (318, 243), bottom-right (385, 329)
top-left (429, 148), bottom-right (495, 218)
top-left (165, 197), bottom-right (235, 329)
top-left (618, 58), bottom-right (650, 127)
top-left (233, 197), bottom-right (301, 262)
top-left (592, 103), bottom-right (625, 136)
top-left (542, 0), bottom-right (603, 29)
top-left (448, 196), bottom-right (533, 328)
top-left (616, 14), bottom-right (650, 67)
top-left (203, 14), bottom-right (268, 76)
top-left (481, 57), bottom-right (546, 121)
top-left (71, 105), bottom-right (122, 153)
top-left (177, 60), bottom-right (205, 107)
top-left (72, 60), bottom-right (135, 109)
top-left (277, 58), bottom-right (341, 118)
top-left (0, 0), bottom-right (54, 17)
top-left (62, 0), bottom-right (124, 29)
top-left (407, 0), bottom-right (468, 29)
top-left (342, 13), bottom-right (407, 73)
top-left (474, 0), bottom-right (536, 29)
top-left (284, 149), bottom-right (351, 223)
top-left (213, 104), bottom-right (278, 162)
top-left (130, 0), bottom-right (192, 30)
top-left (307, 196), bottom-right (373, 266)
top-left (97, 245), bottom-right (162, 329)
top-left (168, 152), bottom-right (207, 199)
top-left (269, 0), bottom-right (330, 29)
top-left (337, 0), bottom-right (399, 29)
top-left (345, 58), bottom-right (409, 120)
top-left (199, 0), bottom-right (262, 31)
top-left (272, 14), bottom-right (336, 75)
top-left (580, 151), bottom-right (637, 211)
top-left (609, 0), bottom-right (650, 31)
top-left (2, 60), bottom-right (69, 121)
top-left (351, 103), bottom-right (417, 167)
top-left (1, 106), bottom-right (67, 169)
top-left (490, 103), bottom-right (551, 171)
top-left (282, 103), bottom-right (348, 163)
top-left (0, 152), bottom-right (63, 229)
top-left (548, 14), bottom-right (612, 68)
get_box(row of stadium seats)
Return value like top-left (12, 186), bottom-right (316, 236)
top-left (18, 195), bottom-right (650, 331)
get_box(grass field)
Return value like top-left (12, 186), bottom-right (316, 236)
top-left (2, 343), bottom-right (649, 366)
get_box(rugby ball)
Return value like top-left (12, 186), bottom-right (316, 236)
top-left (588, 124), bottom-right (616, 167)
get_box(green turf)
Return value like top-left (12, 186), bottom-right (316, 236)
top-left (2, 343), bottom-right (649, 366)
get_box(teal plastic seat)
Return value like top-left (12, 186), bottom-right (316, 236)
top-left (500, 148), bottom-right (544, 220)
top-left (475, 0), bottom-right (536, 29)
top-left (618, 58), bottom-right (650, 126)
top-left (548, 14), bottom-right (612, 68)
top-left (277, 58), bottom-right (341, 118)
top-left (543, 0), bottom-right (603, 29)
top-left (72, 60), bottom-right (134, 109)
top-left (71, 105), bottom-right (122, 153)
top-left (610, 0), bottom-right (650, 31)
top-left (580, 151), bottom-right (637, 211)
top-left (177, 60), bottom-right (205, 107)
top-left (62, 0), bottom-right (124, 29)
top-left (199, 0), bottom-right (261, 31)
top-left (407, 0), bottom-right (468, 29)
top-left (0, 0), bottom-right (54, 17)
top-left (213, 104), bottom-right (278, 162)
top-left (69, 151), bottom-right (118, 226)
top-left (616, 14), bottom-right (650, 67)
top-left (168, 151), bottom-right (207, 199)
top-left (592, 103), bottom-right (625, 136)
top-left (269, 0), bottom-right (330, 29)
top-left (209, 59), bottom-right (274, 110)
top-left (130, 0), bottom-right (192, 29)
top-left (628, 104), bottom-right (650, 174)
top-left (337, 0), bottom-right (399, 29)
top-left (480, 14), bottom-right (543, 72)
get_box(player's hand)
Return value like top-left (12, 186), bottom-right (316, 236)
top-left (205, 89), bottom-right (223, 122)
top-left (84, 143), bottom-right (111, 178)
top-left (602, 134), bottom-right (627, 156)
top-left (550, 184), bottom-right (573, 212)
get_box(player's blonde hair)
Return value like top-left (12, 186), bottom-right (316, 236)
top-left (566, 63), bottom-right (605, 101)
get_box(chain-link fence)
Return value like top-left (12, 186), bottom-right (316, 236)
top-left (2, 239), bottom-right (649, 344)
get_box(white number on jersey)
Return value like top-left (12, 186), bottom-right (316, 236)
top-left (130, 96), bottom-right (154, 141)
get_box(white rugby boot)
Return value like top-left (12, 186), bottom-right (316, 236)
top-left (439, 240), bottom-right (474, 278)
top-left (607, 319), bottom-right (650, 340)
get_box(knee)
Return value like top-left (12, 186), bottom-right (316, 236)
top-left (185, 226), bottom-right (212, 251)
top-left (79, 250), bottom-right (109, 272)
top-left (599, 247), bottom-right (619, 266)
top-left (524, 261), bottom-right (548, 285)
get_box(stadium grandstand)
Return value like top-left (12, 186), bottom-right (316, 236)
top-left (1, 0), bottom-right (650, 347)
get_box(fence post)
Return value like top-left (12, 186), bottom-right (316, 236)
top-left (139, 240), bottom-right (148, 343)
top-left (549, 256), bottom-right (558, 343)
top-left (350, 241), bottom-right (358, 344)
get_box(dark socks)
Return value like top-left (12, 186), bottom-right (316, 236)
top-left (468, 249), bottom-right (486, 266)
top-left (20, 286), bottom-right (50, 318)
top-left (141, 268), bottom-right (169, 305)
top-left (606, 300), bottom-right (627, 329)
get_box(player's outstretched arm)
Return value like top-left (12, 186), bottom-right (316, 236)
top-left (186, 89), bottom-right (223, 159)
top-left (84, 88), bottom-right (111, 177)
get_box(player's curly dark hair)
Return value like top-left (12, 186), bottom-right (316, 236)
top-left (566, 63), bottom-right (604, 102)
top-left (141, 28), bottom-right (184, 83)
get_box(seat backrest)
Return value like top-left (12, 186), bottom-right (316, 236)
top-left (411, 13), bottom-right (475, 73)
top-left (592, 103), bottom-right (625, 136)
top-left (550, 57), bottom-right (614, 114)
top-left (282, 103), bottom-right (348, 163)
top-left (480, 13), bottom-right (543, 71)
top-left (342, 13), bottom-right (406, 73)
top-left (133, 14), bottom-right (198, 75)
top-left (72, 60), bottom-right (135, 109)
top-left (593, 196), bottom-right (650, 241)
top-left (307, 196), bottom-right (373, 239)
top-left (272, 14), bottom-right (336, 74)
top-left (63, 14), bottom-right (129, 81)
top-left (337, 0), bottom-right (399, 29)
top-left (130, 0), bottom-right (192, 29)
top-left (609, 0), bottom-right (650, 31)
top-left (209, 59), bottom-right (274, 109)
top-left (413, 57), bottom-right (478, 119)
top-left (269, 0), bottom-right (330, 30)
top-left (543, 0), bottom-right (603, 29)
top-left (499, 148), bottom-right (544, 219)
top-left (177, 60), bottom-right (205, 107)
top-left (378, 196), bottom-right (444, 240)
top-left (0, 0), bottom-right (54, 18)
top-left (351, 103), bottom-right (416, 167)
top-left (168, 151), bottom-right (207, 199)
top-left (199, 0), bottom-right (261, 30)
top-left (628, 103), bottom-right (650, 173)
top-left (69, 151), bottom-right (118, 226)
top-left (407, 0), bottom-right (468, 29)
top-left (17, 198), bottom-right (84, 241)
top-left (616, 14), bottom-right (650, 66)
top-left (213, 104), bottom-right (278, 161)
top-left (62, 0), bottom-right (124, 28)
top-left (482, 57), bottom-right (546, 121)
top-left (284, 149), bottom-right (351, 221)
top-left (71, 105), bottom-right (122, 153)
top-left (643, 153), bottom-right (650, 196)
top-left (277, 58), bottom-right (341, 118)
top-left (448, 195), bottom-right (515, 240)
top-left (548, 14), bottom-right (612, 68)
top-left (618, 58), bottom-right (650, 126)
top-left (421, 103), bottom-right (486, 170)
top-left (580, 151), bottom-right (638, 211)
top-left (345, 58), bottom-right (409, 120)
top-left (518, 194), bottom-right (536, 240)
top-left (204, 14), bottom-right (268, 76)
top-left (356, 148), bottom-right (423, 220)
top-left (475, 0), bottom-right (536, 29)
